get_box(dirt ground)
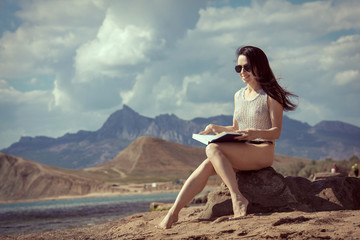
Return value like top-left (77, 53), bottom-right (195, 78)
top-left (2, 206), bottom-right (360, 240)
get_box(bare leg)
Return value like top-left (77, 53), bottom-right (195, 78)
top-left (159, 159), bottom-right (216, 229)
top-left (159, 142), bottom-right (274, 228)
top-left (206, 143), bottom-right (248, 218)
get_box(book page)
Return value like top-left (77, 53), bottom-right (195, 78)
top-left (192, 132), bottom-right (243, 145)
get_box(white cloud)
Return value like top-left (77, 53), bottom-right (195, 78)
top-left (51, 79), bottom-right (72, 111)
top-left (120, 0), bottom-right (360, 125)
top-left (1, 0), bottom-right (360, 149)
top-left (0, 79), bottom-right (53, 144)
top-left (334, 70), bottom-right (359, 86)
top-left (48, 0), bottom-right (206, 113)
top-left (16, 0), bottom-right (106, 26)
top-left (177, 74), bottom-right (203, 106)
top-left (0, 80), bottom-right (49, 105)
top-left (0, 78), bottom-right (113, 149)
top-left (74, 10), bottom-right (165, 83)
top-left (0, 0), bottom-right (103, 79)
top-left (200, 0), bottom-right (360, 49)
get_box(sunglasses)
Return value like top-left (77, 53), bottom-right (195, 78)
top-left (235, 64), bottom-right (251, 73)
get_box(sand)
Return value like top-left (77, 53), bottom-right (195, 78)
top-left (2, 206), bottom-right (360, 240)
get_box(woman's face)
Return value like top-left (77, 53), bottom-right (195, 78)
top-left (237, 55), bottom-right (256, 84)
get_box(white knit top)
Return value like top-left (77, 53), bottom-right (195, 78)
top-left (234, 87), bottom-right (273, 142)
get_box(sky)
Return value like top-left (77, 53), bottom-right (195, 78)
top-left (0, 0), bottom-right (359, 149)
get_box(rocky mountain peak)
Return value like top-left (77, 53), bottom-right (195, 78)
top-left (101, 105), bottom-right (140, 127)
top-left (96, 105), bottom-right (152, 139)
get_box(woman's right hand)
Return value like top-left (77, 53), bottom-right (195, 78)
top-left (199, 124), bottom-right (217, 135)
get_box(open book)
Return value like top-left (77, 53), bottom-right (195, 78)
top-left (192, 132), bottom-right (244, 145)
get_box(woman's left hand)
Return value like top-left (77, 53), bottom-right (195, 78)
top-left (234, 128), bottom-right (258, 141)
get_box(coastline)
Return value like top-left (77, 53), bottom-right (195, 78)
top-left (0, 188), bottom-right (179, 205)
top-left (0, 177), bottom-right (221, 205)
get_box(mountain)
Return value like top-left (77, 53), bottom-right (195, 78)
top-left (1, 105), bottom-right (359, 169)
top-left (276, 118), bottom-right (360, 160)
top-left (0, 105), bottom-right (211, 169)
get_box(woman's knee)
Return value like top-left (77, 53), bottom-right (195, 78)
top-left (205, 143), bottom-right (222, 158)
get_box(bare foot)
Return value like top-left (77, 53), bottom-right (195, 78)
top-left (231, 195), bottom-right (249, 219)
top-left (158, 211), bottom-right (179, 229)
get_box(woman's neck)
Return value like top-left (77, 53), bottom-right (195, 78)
top-left (246, 83), bottom-right (262, 93)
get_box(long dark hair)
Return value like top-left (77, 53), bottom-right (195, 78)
top-left (236, 46), bottom-right (297, 111)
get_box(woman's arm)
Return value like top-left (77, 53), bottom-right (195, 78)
top-left (199, 92), bottom-right (239, 135)
top-left (198, 123), bottom-right (236, 135)
top-left (234, 96), bottom-right (283, 140)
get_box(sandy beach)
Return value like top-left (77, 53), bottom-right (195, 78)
top-left (1, 152), bottom-right (359, 239)
top-left (0, 177), bottom-right (221, 204)
top-left (2, 205), bottom-right (360, 240)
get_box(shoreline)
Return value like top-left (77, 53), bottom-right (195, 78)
top-left (0, 182), bottom-right (218, 205)
top-left (0, 189), bottom-right (179, 205)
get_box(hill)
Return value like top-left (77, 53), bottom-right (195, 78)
top-left (0, 153), bottom-right (114, 202)
top-left (0, 136), bottom-right (207, 201)
top-left (87, 136), bottom-right (206, 181)
top-left (1, 105), bottom-right (359, 169)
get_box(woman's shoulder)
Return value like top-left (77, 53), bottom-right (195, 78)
top-left (234, 88), bottom-right (244, 99)
top-left (267, 94), bottom-right (284, 110)
top-left (235, 87), bottom-right (246, 95)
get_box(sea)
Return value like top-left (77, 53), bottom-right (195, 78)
top-left (0, 192), bottom-right (179, 236)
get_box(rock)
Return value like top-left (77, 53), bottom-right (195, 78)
top-left (200, 167), bottom-right (360, 220)
top-left (200, 167), bottom-right (306, 219)
top-left (285, 174), bottom-right (360, 211)
top-left (190, 191), bottom-right (210, 204)
top-left (149, 202), bottom-right (172, 211)
top-left (310, 172), bottom-right (344, 181)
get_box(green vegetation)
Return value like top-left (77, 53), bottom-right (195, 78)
top-left (274, 155), bottom-right (360, 178)
top-left (150, 203), bottom-right (172, 212)
top-left (114, 176), bottom-right (180, 184)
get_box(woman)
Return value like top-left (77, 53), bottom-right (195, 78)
top-left (159, 46), bottom-right (297, 229)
